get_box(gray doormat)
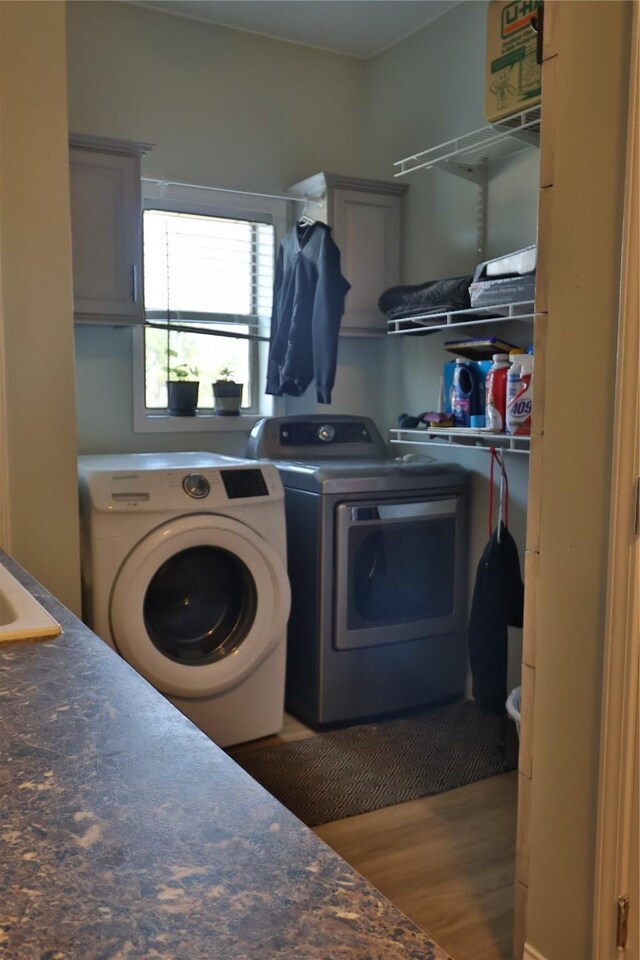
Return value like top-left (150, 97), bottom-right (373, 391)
top-left (230, 699), bottom-right (519, 826)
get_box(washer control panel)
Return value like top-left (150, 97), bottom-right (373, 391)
top-left (220, 468), bottom-right (269, 500)
top-left (79, 455), bottom-right (284, 513)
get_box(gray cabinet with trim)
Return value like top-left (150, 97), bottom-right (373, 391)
top-left (289, 172), bottom-right (407, 336)
top-left (69, 135), bottom-right (152, 324)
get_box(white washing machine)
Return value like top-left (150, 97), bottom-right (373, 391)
top-left (78, 452), bottom-right (291, 747)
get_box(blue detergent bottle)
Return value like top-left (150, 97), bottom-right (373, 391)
top-left (451, 359), bottom-right (479, 427)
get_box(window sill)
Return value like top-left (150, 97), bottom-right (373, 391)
top-left (133, 412), bottom-right (264, 434)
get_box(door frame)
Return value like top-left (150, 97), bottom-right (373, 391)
top-left (0, 272), bottom-right (11, 551)
top-left (592, 5), bottom-right (639, 955)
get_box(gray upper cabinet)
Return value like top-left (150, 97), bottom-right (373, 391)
top-left (289, 173), bottom-right (407, 336)
top-left (69, 135), bottom-right (152, 324)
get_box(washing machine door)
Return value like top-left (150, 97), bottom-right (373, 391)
top-left (109, 514), bottom-right (290, 699)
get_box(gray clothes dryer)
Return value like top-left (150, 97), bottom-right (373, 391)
top-left (247, 415), bottom-right (469, 728)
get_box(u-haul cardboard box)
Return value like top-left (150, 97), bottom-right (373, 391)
top-left (485, 0), bottom-right (542, 123)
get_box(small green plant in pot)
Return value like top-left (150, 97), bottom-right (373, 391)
top-left (166, 351), bottom-right (200, 416)
top-left (212, 366), bottom-right (243, 417)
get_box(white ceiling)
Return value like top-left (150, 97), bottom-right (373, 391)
top-left (126, 0), bottom-right (460, 59)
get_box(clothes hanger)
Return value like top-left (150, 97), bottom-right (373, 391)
top-left (297, 193), bottom-right (324, 227)
top-left (297, 201), bottom-right (316, 227)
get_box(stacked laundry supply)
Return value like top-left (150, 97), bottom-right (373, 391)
top-left (380, 246), bottom-right (536, 329)
top-left (469, 245), bottom-right (536, 309)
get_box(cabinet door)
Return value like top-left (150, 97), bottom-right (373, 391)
top-left (332, 189), bottom-right (401, 336)
top-left (69, 149), bottom-right (142, 323)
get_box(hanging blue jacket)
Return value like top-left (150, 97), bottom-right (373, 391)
top-left (266, 222), bottom-right (350, 404)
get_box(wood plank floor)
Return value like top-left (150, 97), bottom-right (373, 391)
top-left (233, 714), bottom-right (517, 960)
top-left (315, 772), bottom-right (517, 960)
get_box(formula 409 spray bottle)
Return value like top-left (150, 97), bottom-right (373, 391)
top-left (506, 349), bottom-right (534, 436)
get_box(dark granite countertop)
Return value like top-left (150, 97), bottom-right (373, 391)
top-left (0, 553), bottom-right (450, 960)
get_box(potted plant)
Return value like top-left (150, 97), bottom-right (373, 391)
top-left (166, 351), bottom-right (200, 416)
top-left (212, 366), bottom-right (243, 417)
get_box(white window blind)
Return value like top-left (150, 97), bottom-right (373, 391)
top-left (135, 183), bottom-right (287, 429)
top-left (143, 209), bottom-right (274, 332)
top-left (142, 209), bottom-right (275, 412)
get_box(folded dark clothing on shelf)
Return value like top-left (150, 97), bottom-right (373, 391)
top-left (379, 275), bottom-right (473, 320)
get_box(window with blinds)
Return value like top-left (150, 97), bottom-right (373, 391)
top-left (142, 209), bottom-right (275, 411)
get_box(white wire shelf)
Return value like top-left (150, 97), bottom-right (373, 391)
top-left (393, 105), bottom-right (541, 181)
top-left (387, 300), bottom-right (536, 336)
top-left (390, 427), bottom-right (531, 455)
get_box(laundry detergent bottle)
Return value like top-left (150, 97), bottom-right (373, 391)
top-left (451, 359), bottom-right (478, 427)
top-left (506, 349), bottom-right (534, 435)
top-left (485, 354), bottom-right (510, 432)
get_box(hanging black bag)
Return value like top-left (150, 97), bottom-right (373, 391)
top-left (468, 449), bottom-right (524, 713)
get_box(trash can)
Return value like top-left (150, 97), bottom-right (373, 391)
top-left (506, 686), bottom-right (522, 739)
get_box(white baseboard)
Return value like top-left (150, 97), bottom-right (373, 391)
top-left (523, 944), bottom-right (549, 960)
top-left (522, 943), bottom-right (547, 960)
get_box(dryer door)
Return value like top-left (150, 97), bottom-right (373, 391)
top-left (109, 515), bottom-right (290, 698)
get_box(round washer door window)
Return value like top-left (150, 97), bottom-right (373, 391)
top-left (143, 544), bottom-right (257, 665)
top-left (110, 515), bottom-right (290, 699)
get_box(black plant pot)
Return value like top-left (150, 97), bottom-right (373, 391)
top-left (212, 381), bottom-right (243, 416)
top-left (167, 380), bottom-right (199, 416)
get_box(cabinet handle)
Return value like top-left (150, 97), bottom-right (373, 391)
top-left (131, 264), bottom-right (138, 302)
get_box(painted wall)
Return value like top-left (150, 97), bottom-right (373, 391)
top-left (67, 1), bottom-right (369, 197)
top-left (66, 0), bottom-right (537, 689)
top-left (67, 0), bottom-right (388, 455)
top-left (0, 0), bottom-right (80, 613)
top-left (66, 1), bottom-right (535, 687)
top-left (364, 0), bottom-right (538, 691)
top-left (68, 1), bottom-right (537, 464)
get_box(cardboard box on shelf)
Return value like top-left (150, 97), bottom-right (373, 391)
top-left (485, 0), bottom-right (542, 123)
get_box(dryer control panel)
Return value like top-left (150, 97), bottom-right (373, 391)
top-left (247, 414), bottom-right (388, 461)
